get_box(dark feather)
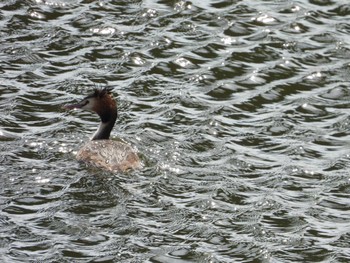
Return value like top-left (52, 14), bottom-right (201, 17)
top-left (86, 87), bottom-right (114, 99)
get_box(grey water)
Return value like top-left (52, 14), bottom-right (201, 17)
top-left (1, 0), bottom-right (350, 262)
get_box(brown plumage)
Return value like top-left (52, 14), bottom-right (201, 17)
top-left (76, 140), bottom-right (141, 172)
top-left (63, 88), bottom-right (141, 172)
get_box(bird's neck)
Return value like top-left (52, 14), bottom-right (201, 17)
top-left (91, 109), bottom-right (117, 140)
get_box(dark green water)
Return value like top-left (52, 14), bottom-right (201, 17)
top-left (1, 0), bottom-right (350, 262)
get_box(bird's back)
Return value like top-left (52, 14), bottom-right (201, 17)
top-left (76, 140), bottom-right (141, 172)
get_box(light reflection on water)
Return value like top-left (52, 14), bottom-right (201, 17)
top-left (1, 0), bottom-right (350, 262)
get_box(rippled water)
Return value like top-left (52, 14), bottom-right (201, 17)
top-left (1, 0), bottom-right (350, 262)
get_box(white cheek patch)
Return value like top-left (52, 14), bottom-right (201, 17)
top-left (81, 99), bottom-right (96, 111)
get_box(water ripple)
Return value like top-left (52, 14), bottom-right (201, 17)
top-left (1, 0), bottom-right (350, 262)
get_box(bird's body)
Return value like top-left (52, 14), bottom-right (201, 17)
top-left (63, 88), bottom-right (141, 172)
top-left (77, 140), bottom-right (141, 172)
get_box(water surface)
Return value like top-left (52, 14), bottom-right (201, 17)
top-left (1, 0), bottom-right (350, 262)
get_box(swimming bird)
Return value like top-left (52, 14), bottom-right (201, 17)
top-left (63, 88), bottom-right (141, 172)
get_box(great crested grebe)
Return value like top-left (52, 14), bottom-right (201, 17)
top-left (63, 88), bottom-right (141, 172)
